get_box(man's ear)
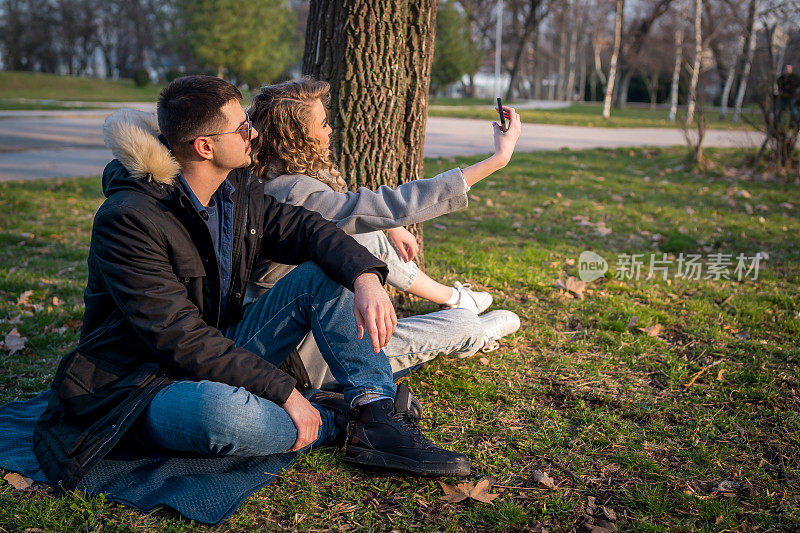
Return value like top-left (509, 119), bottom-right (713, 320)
top-left (192, 137), bottom-right (215, 161)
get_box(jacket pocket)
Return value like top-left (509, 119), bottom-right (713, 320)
top-left (58, 352), bottom-right (157, 421)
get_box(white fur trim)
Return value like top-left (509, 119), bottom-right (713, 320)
top-left (103, 108), bottom-right (180, 185)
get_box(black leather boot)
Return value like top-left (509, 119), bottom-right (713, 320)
top-left (344, 384), bottom-right (471, 476)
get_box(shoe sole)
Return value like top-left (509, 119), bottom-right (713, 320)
top-left (345, 445), bottom-right (471, 476)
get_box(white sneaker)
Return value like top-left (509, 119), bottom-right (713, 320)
top-left (441, 281), bottom-right (493, 314)
top-left (478, 310), bottom-right (521, 353)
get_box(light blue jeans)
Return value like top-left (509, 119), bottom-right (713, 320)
top-left (137, 261), bottom-right (397, 457)
top-left (295, 231), bottom-right (484, 389)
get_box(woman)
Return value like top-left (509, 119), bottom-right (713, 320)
top-left (246, 78), bottom-right (522, 387)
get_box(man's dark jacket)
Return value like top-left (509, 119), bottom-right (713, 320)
top-left (778, 72), bottom-right (800, 98)
top-left (32, 109), bottom-right (387, 490)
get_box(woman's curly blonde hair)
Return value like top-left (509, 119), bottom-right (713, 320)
top-left (249, 77), bottom-right (346, 192)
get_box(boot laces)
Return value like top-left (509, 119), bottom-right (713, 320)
top-left (390, 409), bottom-right (434, 444)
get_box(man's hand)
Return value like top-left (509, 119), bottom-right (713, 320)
top-left (386, 227), bottom-right (419, 262)
top-left (353, 272), bottom-right (397, 352)
top-left (282, 388), bottom-right (322, 451)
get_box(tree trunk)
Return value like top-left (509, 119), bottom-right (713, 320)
top-left (733, 0), bottom-right (759, 123)
top-left (617, 70), bottom-right (633, 108)
top-left (506, 0), bottom-right (543, 101)
top-left (564, 0), bottom-right (579, 101)
top-left (303, 0), bottom-right (437, 269)
top-left (603, 0), bottom-right (624, 119)
top-left (217, 64), bottom-right (224, 78)
top-left (578, 39), bottom-right (587, 102)
top-left (685, 0), bottom-right (702, 125)
top-left (556, 0), bottom-right (568, 101)
top-left (647, 73), bottom-right (659, 109)
top-left (719, 35), bottom-right (744, 119)
top-left (669, 0), bottom-right (687, 121)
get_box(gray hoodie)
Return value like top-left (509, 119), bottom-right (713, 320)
top-left (249, 167), bottom-right (469, 294)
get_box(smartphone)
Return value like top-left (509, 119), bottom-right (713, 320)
top-left (496, 97), bottom-right (508, 132)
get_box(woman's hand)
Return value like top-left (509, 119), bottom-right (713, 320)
top-left (461, 106), bottom-right (522, 187)
top-left (492, 106), bottom-right (522, 167)
top-left (386, 227), bottom-right (419, 262)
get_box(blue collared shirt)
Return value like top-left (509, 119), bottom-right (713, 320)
top-left (177, 173), bottom-right (236, 317)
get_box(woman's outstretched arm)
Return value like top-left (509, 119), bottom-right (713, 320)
top-left (461, 106), bottom-right (522, 187)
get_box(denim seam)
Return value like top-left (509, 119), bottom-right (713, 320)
top-left (238, 292), bottom-right (313, 350)
top-left (309, 303), bottom-right (358, 391)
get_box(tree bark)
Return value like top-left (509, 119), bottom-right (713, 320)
top-left (685, 0), bottom-right (703, 124)
top-left (733, 0), bottom-right (759, 123)
top-left (303, 0), bottom-right (437, 269)
top-left (603, 0), bottom-right (624, 119)
top-left (669, 0), bottom-right (687, 121)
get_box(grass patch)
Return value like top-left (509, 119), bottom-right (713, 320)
top-left (429, 101), bottom-right (762, 131)
top-left (0, 71), bottom-right (164, 102)
top-left (1, 147), bottom-right (799, 530)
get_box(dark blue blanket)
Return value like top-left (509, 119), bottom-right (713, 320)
top-left (0, 391), bottom-right (296, 525)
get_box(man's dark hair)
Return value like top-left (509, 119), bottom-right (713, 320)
top-left (157, 75), bottom-right (243, 159)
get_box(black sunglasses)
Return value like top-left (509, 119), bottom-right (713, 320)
top-left (188, 112), bottom-right (252, 143)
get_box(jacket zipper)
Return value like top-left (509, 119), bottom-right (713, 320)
top-left (79, 378), bottom-right (164, 468)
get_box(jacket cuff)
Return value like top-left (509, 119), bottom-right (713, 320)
top-left (358, 266), bottom-right (389, 286)
top-left (263, 372), bottom-right (298, 405)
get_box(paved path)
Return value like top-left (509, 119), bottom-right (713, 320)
top-left (0, 106), bottom-right (764, 181)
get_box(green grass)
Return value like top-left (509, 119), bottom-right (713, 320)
top-left (430, 101), bottom-right (762, 131)
top-left (0, 71), bottom-right (164, 102)
top-left (2, 147), bottom-right (799, 531)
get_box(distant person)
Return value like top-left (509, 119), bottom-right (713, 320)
top-left (247, 77), bottom-right (523, 389)
top-left (776, 64), bottom-right (800, 126)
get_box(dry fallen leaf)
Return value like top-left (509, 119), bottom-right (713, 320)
top-left (554, 277), bottom-right (587, 299)
top-left (594, 223), bottom-right (613, 236)
top-left (479, 357), bottom-right (490, 365)
top-left (602, 505), bottom-right (618, 521)
top-left (469, 477), bottom-right (500, 504)
top-left (16, 290), bottom-right (34, 306)
top-left (438, 481), bottom-right (471, 503)
top-left (2, 328), bottom-right (27, 355)
top-left (627, 316), bottom-right (639, 328)
top-left (0, 314), bottom-right (22, 325)
top-left (639, 324), bottom-right (662, 337)
top-left (532, 470), bottom-right (557, 490)
top-left (438, 477), bottom-right (500, 505)
top-left (4, 472), bottom-right (33, 490)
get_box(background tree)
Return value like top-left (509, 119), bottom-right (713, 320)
top-left (302, 0), bottom-right (438, 266)
top-left (430, 0), bottom-right (482, 96)
top-left (602, 0), bottom-right (624, 119)
top-left (176, 0), bottom-right (297, 82)
top-left (684, 0), bottom-right (702, 124)
top-left (733, 0), bottom-right (760, 123)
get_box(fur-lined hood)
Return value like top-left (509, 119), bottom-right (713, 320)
top-left (103, 108), bottom-right (180, 186)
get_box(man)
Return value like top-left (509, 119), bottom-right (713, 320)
top-left (776, 64), bottom-right (800, 126)
top-left (32, 75), bottom-right (469, 491)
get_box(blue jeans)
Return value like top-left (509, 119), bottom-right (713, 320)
top-left (137, 261), bottom-right (397, 456)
